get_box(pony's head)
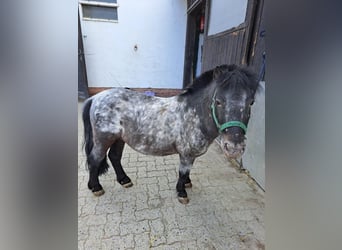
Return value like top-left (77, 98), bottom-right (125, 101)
top-left (211, 65), bottom-right (259, 159)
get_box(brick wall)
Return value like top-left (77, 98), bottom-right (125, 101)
top-left (88, 87), bottom-right (183, 97)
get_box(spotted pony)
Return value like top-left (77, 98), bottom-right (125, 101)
top-left (82, 64), bottom-right (259, 204)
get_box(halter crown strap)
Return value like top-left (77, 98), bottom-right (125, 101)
top-left (211, 89), bottom-right (247, 133)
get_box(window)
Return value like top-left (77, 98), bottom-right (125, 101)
top-left (80, 0), bottom-right (119, 22)
top-left (208, 0), bottom-right (247, 35)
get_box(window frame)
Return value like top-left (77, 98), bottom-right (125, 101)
top-left (79, 0), bottom-right (119, 23)
top-left (207, 0), bottom-right (248, 37)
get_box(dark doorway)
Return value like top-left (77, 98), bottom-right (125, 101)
top-left (183, 0), bottom-right (206, 88)
top-left (78, 11), bottom-right (89, 99)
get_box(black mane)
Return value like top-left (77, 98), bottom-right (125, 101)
top-left (180, 64), bottom-right (258, 96)
top-left (180, 70), bottom-right (214, 96)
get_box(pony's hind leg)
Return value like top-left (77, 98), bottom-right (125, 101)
top-left (108, 139), bottom-right (133, 188)
top-left (87, 143), bottom-right (110, 196)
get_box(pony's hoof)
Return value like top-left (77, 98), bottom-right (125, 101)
top-left (185, 182), bottom-right (192, 188)
top-left (121, 182), bottom-right (133, 188)
top-left (93, 189), bottom-right (105, 196)
top-left (119, 176), bottom-right (133, 188)
top-left (178, 196), bottom-right (189, 204)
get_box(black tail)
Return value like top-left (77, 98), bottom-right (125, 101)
top-left (82, 98), bottom-right (110, 175)
top-left (82, 98), bottom-right (94, 162)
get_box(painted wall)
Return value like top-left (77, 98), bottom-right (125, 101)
top-left (79, 0), bottom-right (187, 88)
top-left (243, 81), bottom-right (265, 189)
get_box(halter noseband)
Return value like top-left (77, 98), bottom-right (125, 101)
top-left (210, 89), bottom-right (247, 133)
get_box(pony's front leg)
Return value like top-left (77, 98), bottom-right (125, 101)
top-left (176, 155), bottom-right (194, 204)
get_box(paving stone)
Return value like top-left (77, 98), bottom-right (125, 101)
top-left (147, 170), bottom-right (167, 178)
top-left (135, 192), bottom-right (149, 210)
top-left (229, 209), bottom-right (256, 222)
top-left (119, 220), bottom-right (149, 236)
top-left (181, 240), bottom-right (198, 249)
top-left (78, 240), bottom-right (85, 250)
top-left (136, 177), bottom-right (158, 185)
top-left (178, 214), bottom-right (204, 229)
top-left (149, 218), bottom-right (165, 235)
top-left (78, 225), bottom-right (89, 241)
top-left (112, 191), bottom-right (135, 203)
top-left (157, 176), bottom-right (170, 191)
top-left (135, 208), bottom-right (161, 221)
top-left (88, 225), bottom-right (104, 240)
top-left (137, 166), bottom-right (147, 177)
top-left (86, 214), bottom-right (107, 226)
top-left (146, 163), bottom-right (157, 171)
top-left (148, 197), bottom-right (163, 208)
top-left (128, 156), bottom-right (138, 163)
top-left (149, 219), bottom-right (167, 247)
top-left (149, 234), bottom-right (167, 247)
top-left (166, 228), bottom-right (196, 244)
top-left (158, 189), bottom-right (177, 199)
top-left (84, 239), bottom-right (102, 250)
top-left (103, 213), bottom-right (121, 237)
top-left (151, 242), bottom-right (182, 250)
top-left (161, 207), bottom-right (177, 226)
top-left (134, 233), bottom-right (150, 249)
top-left (101, 234), bottom-right (134, 249)
top-left (128, 161), bottom-right (146, 168)
top-left (173, 201), bottom-right (190, 216)
top-left (95, 202), bottom-right (122, 214)
top-left (96, 191), bottom-right (114, 206)
top-left (147, 183), bottom-right (160, 197)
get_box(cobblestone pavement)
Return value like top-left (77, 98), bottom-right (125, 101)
top-left (78, 102), bottom-right (265, 250)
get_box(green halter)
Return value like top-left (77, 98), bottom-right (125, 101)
top-left (210, 89), bottom-right (247, 133)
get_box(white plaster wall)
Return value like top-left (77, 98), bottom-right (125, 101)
top-left (79, 0), bottom-right (187, 88)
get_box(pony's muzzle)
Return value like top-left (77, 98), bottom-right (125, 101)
top-left (223, 141), bottom-right (245, 158)
top-left (221, 130), bottom-right (246, 159)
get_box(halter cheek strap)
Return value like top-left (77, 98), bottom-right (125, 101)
top-left (210, 90), bottom-right (247, 133)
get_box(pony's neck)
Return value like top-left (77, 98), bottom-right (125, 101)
top-left (184, 84), bottom-right (219, 141)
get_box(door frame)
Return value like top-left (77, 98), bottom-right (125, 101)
top-left (78, 10), bottom-right (89, 99)
top-left (182, 0), bottom-right (206, 88)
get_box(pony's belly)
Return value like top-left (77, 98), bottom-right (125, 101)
top-left (129, 142), bottom-right (177, 156)
top-left (122, 132), bottom-right (178, 156)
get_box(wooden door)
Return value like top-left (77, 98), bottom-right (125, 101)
top-left (201, 0), bottom-right (257, 72)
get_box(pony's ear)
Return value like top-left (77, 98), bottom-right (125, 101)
top-left (213, 64), bottom-right (230, 79)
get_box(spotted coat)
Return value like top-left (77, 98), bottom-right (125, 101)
top-left (90, 88), bottom-right (211, 159)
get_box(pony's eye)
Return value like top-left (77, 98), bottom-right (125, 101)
top-left (250, 100), bottom-right (255, 106)
top-left (215, 100), bottom-right (222, 107)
